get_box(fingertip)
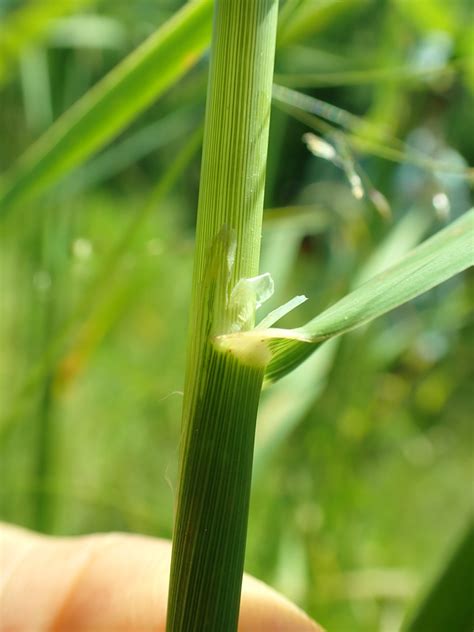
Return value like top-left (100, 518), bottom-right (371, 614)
top-left (240, 574), bottom-right (324, 632)
top-left (1, 526), bottom-right (325, 632)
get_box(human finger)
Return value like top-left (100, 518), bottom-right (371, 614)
top-left (0, 523), bottom-right (322, 631)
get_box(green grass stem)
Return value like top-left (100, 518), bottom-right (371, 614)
top-left (167, 1), bottom-right (278, 629)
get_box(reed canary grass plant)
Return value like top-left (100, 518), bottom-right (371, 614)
top-left (0, 1), bottom-right (473, 630)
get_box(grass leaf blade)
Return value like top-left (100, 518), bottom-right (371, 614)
top-left (262, 209), bottom-right (474, 381)
top-left (0, 0), bottom-right (213, 216)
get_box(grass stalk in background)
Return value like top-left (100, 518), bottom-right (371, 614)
top-left (0, 127), bottom-right (203, 438)
top-left (166, 2), bottom-right (278, 629)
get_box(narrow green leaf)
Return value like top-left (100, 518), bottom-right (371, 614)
top-left (217, 209), bottom-right (473, 383)
top-left (0, 0), bottom-right (213, 215)
top-left (266, 208), bottom-right (473, 381)
top-left (274, 61), bottom-right (460, 88)
top-left (301, 209), bottom-right (472, 333)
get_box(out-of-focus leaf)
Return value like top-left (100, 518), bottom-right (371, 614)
top-left (0, 0), bottom-right (96, 85)
top-left (260, 205), bottom-right (331, 314)
top-left (277, 0), bottom-right (365, 48)
top-left (403, 519), bottom-right (474, 632)
top-left (70, 105), bottom-right (199, 193)
top-left (274, 62), bottom-right (457, 88)
top-left (254, 339), bottom-right (337, 477)
top-left (355, 207), bottom-right (432, 286)
top-left (48, 15), bottom-right (126, 50)
top-left (395, 0), bottom-right (462, 35)
top-left (19, 47), bottom-right (53, 132)
top-left (0, 0), bottom-right (213, 216)
top-left (0, 127), bottom-right (203, 437)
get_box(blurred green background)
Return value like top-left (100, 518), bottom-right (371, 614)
top-left (0, 1), bottom-right (473, 630)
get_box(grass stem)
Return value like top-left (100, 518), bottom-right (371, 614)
top-left (167, 1), bottom-right (278, 629)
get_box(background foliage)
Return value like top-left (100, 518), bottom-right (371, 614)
top-left (1, 1), bottom-right (472, 630)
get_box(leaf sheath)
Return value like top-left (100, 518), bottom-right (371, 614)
top-left (167, 1), bottom-right (278, 629)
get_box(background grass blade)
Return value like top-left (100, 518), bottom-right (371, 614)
top-left (276, 0), bottom-right (363, 48)
top-left (245, 208), bottom-right (473, 382)
top-left (403, 518), bottom-right (474, 632)
top-left (0, 127), bottom-right (203, 439)
top-left (274, 62), bottom-right (460, 89)
top-left (0, 0), bottom-right (213, 216)
top-left (68, 105), bottom-right (199, 193)
top-left (254, 339), bottom-right (338, 477)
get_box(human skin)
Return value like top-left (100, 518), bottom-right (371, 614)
top-left (0, 523), bottom-right (322, 631)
